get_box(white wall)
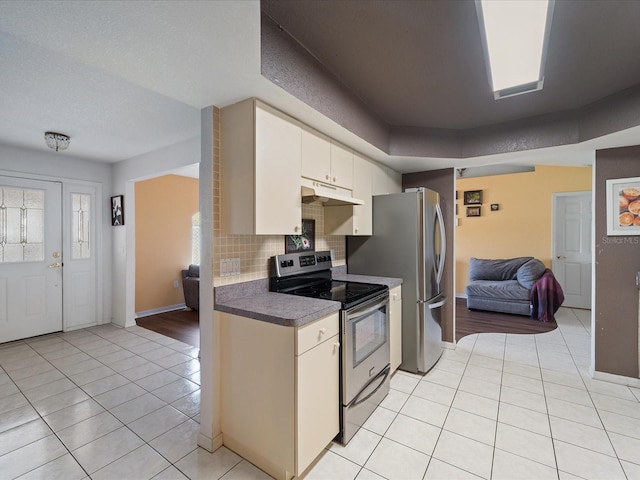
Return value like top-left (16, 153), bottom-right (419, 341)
top-left (111, 136), bottom-right (201, 327)
top-left (0, 143), bottom-right (113, 323)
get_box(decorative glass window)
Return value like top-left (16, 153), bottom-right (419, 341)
top-left (72, 193), bottom-right (91, 259)
top-left (191, 212), bottom-right (200, 265)
top-left (0, 187), bottom-right (44, 263)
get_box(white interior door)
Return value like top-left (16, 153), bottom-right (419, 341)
top-left (552, 192), bottom-right (592, 309)
top-left (0, 177), bottom-right (63, 343)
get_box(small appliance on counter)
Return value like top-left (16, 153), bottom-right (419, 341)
top-left (347, 187), bottom-right (446, 374)
top-left (269, 250), bottom-right (390, 445)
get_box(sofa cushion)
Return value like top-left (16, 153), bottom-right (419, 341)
top-left (188, 264), bottom-right (200, 277)
top-left (466, 280), bottom-right (531, 301)
top-left (469, 257), bottom-right (533, 282)
top-left (516, 259), bottom-right (546, 289)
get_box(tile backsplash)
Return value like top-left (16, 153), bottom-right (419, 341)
top-left (212, 108), bottom-right (345, 287)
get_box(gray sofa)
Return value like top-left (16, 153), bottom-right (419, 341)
top-left (182, 264), bottom-right (200, 310)
top-left (466, 257), bottom-right (546, 316)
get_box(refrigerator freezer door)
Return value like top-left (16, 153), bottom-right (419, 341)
top-left (416, 294), bottom-right (445, 373)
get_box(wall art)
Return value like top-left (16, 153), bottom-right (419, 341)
top-left (606, 177), bottom-right (640, 235)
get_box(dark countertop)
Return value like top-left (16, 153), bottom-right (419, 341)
top-left (214, 270), bottom-right (402, 327)
top-left (332, 271), bottom-right (403, 289)
top-left (215, 291), bottom-right (341, 327)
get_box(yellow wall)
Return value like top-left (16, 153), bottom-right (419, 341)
top-left (135, 174), bottom-right (199, 312)
top-left (455, 165), bottom-right (592, 294)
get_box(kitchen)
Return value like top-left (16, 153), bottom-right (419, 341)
top-left (212, 98), bottom-right (449, 479)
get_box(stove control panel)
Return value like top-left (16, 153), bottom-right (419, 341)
top-left (271, 250), bottom-right (334, 278)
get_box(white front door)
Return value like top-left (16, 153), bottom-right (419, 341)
top-left (0, 177), bottom-right (63, 343)
top-left (552, 192), bottom-right (592, 309)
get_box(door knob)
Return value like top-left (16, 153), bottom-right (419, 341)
top-left (556, 256), bottom-right (566, 259)
top-left (49, 262), bottom-right (61, 268)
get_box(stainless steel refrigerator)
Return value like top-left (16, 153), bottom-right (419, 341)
top-left (347, 187), bottom-right (446, 373)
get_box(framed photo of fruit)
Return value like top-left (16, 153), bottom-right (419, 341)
top-left (606, 177), bottom-right (640, 235)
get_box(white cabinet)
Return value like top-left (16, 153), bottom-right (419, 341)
top-left (330, 141), bottom-right (354, 190)
top-left (220, 312), bottom-right (340, 480)
top-left (221, 98), bottom-right (302, 235)
top-left (301, 126), bottom-right (353, 190)
top-left (372, 161), bottom-right (402, 196)
top-left (324, 154), bottom-right (372, 235)
top-left (389, 285), bottom-right (402, 374)
top-left (301, 126), bottom-right (331, 184)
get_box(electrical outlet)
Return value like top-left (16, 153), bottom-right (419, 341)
top-left (636, 271), bottom-right (640, 288)
top-left (173, 280), bottom-right (179, 288)
top-left (232, 258), bottom-right (240, 275)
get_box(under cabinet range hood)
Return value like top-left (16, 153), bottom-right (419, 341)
top-left (301, 178), bottom-right (364, 206)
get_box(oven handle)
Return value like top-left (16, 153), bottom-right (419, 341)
top-left (350, 365), bottom-right (390, 408)
top-left (345, 294), bottom-right (389, 320)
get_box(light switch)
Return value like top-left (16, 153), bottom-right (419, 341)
top-left (636, 272), bottom-right (640, 288)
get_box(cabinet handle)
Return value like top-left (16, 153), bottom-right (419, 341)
top-left (294, 225), bottom-right (300, 233)
top-left (326, 174), bottom-right (330, 181)
top-left (319, 328), bottom-right (326, 335)
top-left (392, 293), bottom-right (397, 301)
top-left (333, 176), bottom-right (336, 183)
top-left (354, 227), bottom-right (359, 234)
top-left (333, 342), bottom-right (340, 352)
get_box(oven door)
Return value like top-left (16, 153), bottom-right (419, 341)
top-left (342, 293), bottom-right (390, 404)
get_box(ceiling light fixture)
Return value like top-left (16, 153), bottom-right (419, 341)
top-left (476, 0), bottom-right (554, 100)
top-left (44, 131), bottom-right (70, 152)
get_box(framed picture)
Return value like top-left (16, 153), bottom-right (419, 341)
top-left (464, 190), bottom-right (483, 205)
top-left (111, 195), bottom-right (124, 226)
top-left (285, 219), bottom-right (315, 253)
top-left (606, 176), bottom-right (640, 235)
top-left (466, 206), bottom-right (481, 217)
top-left (491, 203), bottom-right (500, 211)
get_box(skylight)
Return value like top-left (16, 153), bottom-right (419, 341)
top-left (477, 0), bottom-right (553, 99)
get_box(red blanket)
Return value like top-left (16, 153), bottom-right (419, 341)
top-left (530, 269), bottom-right (564, 322)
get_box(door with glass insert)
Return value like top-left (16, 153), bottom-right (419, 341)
top-left (0, 177), bottom-right (62, 343)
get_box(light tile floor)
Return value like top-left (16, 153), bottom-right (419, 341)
top-left (1, 307), bottom-right (639, 479)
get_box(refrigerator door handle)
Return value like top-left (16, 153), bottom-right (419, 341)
top-left (428, 299), bottom-right (446, 309)
top-left (435, 201), bottom-right (446, 287)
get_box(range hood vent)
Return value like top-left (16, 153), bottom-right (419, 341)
top-left (301, 178), bottom-right (364, 206)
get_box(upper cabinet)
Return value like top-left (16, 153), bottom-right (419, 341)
top-left (301, 127), bottom-right (353, 190)
top-left (221, 99), bottom-right (302, 235)
top-left (372, 162), bottom-right (402, 196)
top-left (329, 141), bottom-right (354, 190)
top-left (325, 154), bottom-right (372, 236)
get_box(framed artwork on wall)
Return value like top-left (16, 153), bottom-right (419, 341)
top-left (464, 190), bottom-right (483, 205)
top-left (111, 195), bottom-right (124, 226)
top-left (466, 206), bottom-right (481, 217)
top-left (606, 176), bottom-right (640, 235)
top-left (285, 219), bottom-right (315, 253)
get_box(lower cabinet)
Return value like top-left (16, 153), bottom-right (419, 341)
top-left (389, 285), bottom-right (402, 374)
top-left (220, 312), bottom-right (340, 480)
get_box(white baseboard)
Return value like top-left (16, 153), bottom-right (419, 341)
top-left (455, 293), bottom-right (467, 299)
top-left (443, 341), bottom-right (456, 350)
top-left (590, 366), bottom-right (640, 388)
top-left (135, 304), bottom-right (186, 319)
top-left (197, 432), bottom-right (223, 453)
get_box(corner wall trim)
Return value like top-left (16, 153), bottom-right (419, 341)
top-left (198, 432), bottom-right (223, 453)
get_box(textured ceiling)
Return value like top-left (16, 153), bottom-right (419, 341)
top-left (262, 0), bottom-right (640, 130)
top-left (1, 0), bottom-right (640, 171)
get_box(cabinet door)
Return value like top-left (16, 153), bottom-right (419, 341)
top-left (255, 103), bottom-right (302, 235)
top-left (389, 286), bottom-right (402, 373)
top-left (352, 155), bottom-right (372, 235)
top-left (330, 141), bottom-right (353, 190)
top-left (296, 334), bottom-right (340, 474)
top-left (301, 127), bottom-right (331, 183)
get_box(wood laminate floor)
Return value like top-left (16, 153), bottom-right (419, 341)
top-left (136, 308), bottom-right (200, 347)
top-left (455, 297), bottom-right (557, 342)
